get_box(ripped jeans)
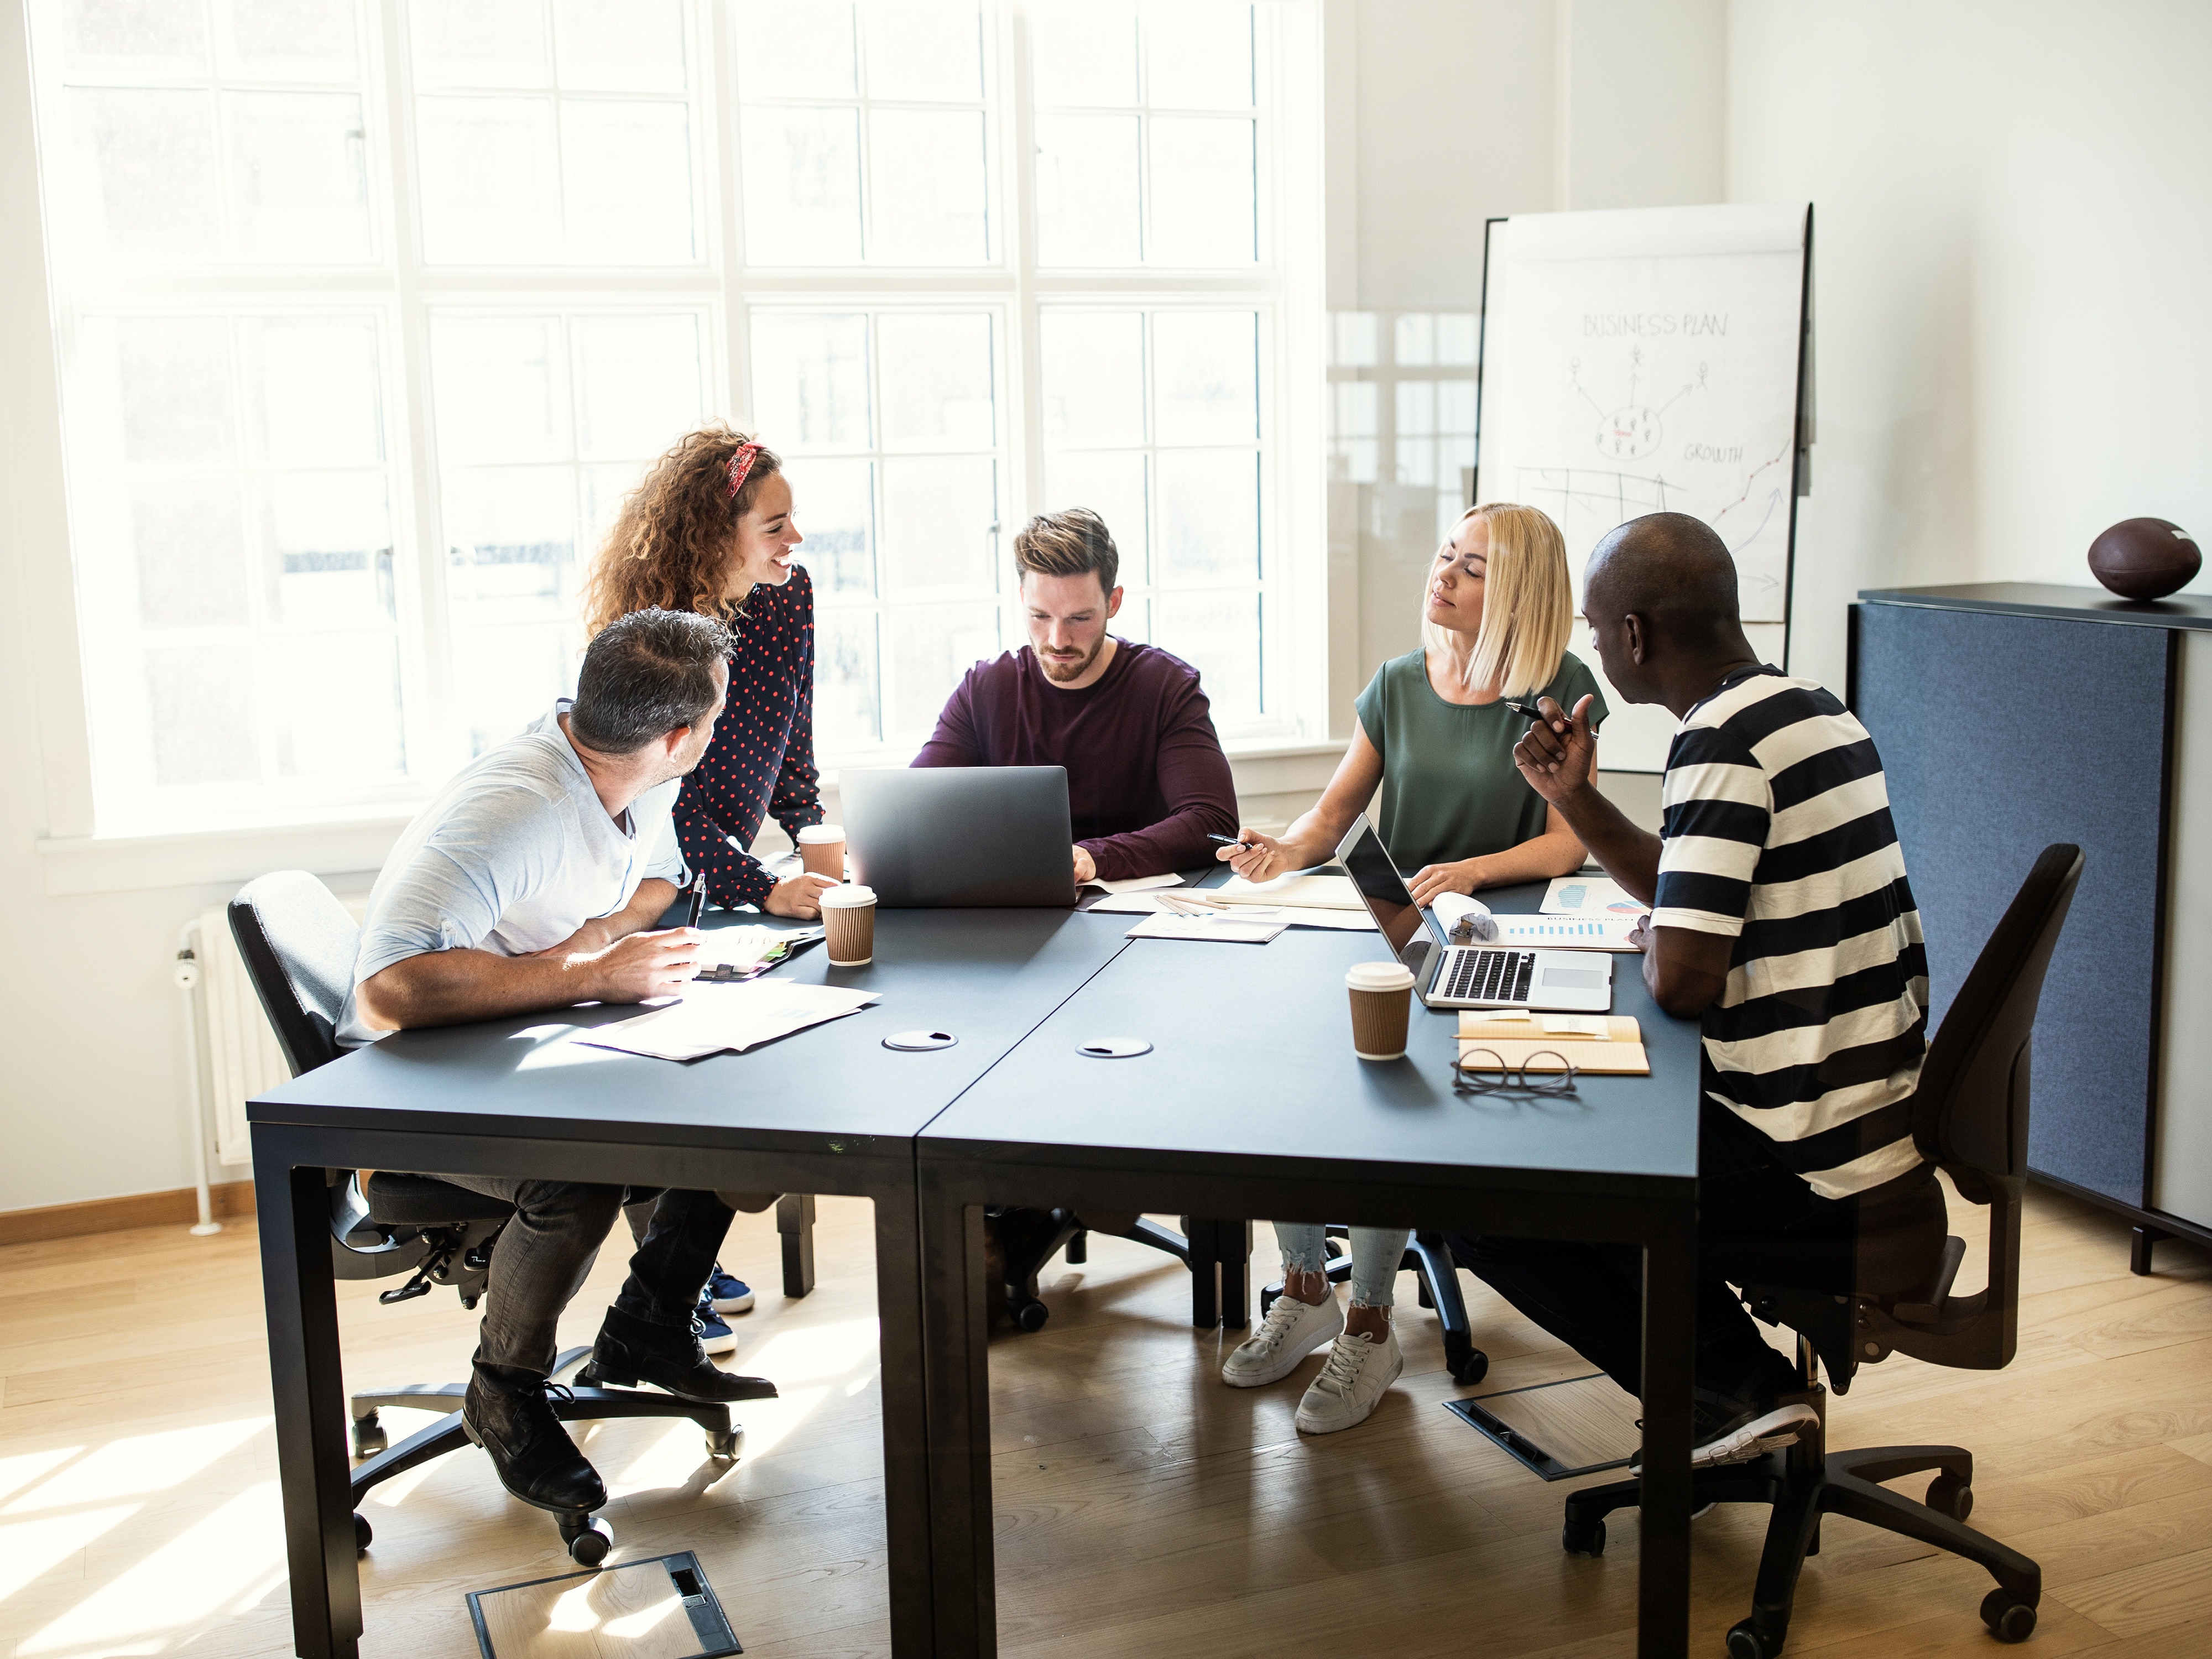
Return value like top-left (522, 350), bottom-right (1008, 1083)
top-left (1274, 1223), bottom-right (1412, 1308)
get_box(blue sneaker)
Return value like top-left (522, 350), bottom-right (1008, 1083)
top-left (693, 1297), bottom-right (738, 1355)
top-left (706, 1263), bottom-right (755, 1315)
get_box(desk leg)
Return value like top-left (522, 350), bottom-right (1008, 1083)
top-left (1184, 1217), bottom-right (1220, 1328)
top-left (1637, 1207), bottom-right (1698, 1659)
top-left (253, 1132), bottom-right (359, 1659)
top-left (872, 1185), bottom-right (935, 1657)
top-left (919, 1163), bottom-right (996, 1658)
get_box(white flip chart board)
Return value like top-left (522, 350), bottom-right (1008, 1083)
top-left (1475, 204), bottom-right (1812, 772)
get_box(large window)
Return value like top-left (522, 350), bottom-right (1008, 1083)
top-left (31, 0), bottom-right (1310, 834)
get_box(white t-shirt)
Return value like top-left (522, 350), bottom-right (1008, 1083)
top-left (338, 701), bottom-right (689, 1046)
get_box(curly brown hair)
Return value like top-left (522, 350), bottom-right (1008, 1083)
top-left (580, 422), bottom-right (784, 637)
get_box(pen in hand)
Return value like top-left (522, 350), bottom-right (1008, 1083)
top-left (1207, 832), bottom-right (1256, 848)
top-left (684, 871), bottom-right (707, 930)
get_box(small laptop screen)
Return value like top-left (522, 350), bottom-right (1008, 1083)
top-left (1339, 820), bottom-right (1449, 958)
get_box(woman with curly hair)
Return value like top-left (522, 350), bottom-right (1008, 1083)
top-left (581, 423), bottom-right (839, 922)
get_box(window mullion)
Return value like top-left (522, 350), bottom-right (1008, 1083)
top-left (380, 0), bottom-right (456, 785)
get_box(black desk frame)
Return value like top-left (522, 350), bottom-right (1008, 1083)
top-left (253, 1122), bottom-right (933, 1659)
top-left (915, 1147), bottom-right (1699, 1658)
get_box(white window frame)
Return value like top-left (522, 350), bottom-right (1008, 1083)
top-left (14, 0), bottom-right (1326, 863)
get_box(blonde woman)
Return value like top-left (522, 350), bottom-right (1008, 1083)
top-left (1214, 501), bottom-right (1608, 1433)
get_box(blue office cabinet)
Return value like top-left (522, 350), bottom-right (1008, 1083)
top-left (1851, 584), bottom-right (2212, 1270)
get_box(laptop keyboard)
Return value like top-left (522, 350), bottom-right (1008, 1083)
top-left (1439, 947), bottom-right (1537, 1003)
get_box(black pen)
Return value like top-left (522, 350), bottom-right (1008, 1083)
top-left (684, 871), bottom-right (707, 928)
top-left (1504, 699), bottom-right (1566, 726)
top-left (1207, 833), bottom-right (1256, 848)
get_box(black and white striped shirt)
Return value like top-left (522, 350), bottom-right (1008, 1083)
top-left (1653, 667), bottom-right (1929, 1199)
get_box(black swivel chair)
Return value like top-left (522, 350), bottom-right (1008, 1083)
top-left (1558, 844), bottom-right (2084, 1658)
top-left (231, 870), bottom-right (745, 1566)
top-left (994, 1208), bottom-right (1222, 1332)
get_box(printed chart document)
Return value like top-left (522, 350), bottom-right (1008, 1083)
top-left (581, 981), bottom-right (880, 1062)
top-left (1541, 875), bottom-right (1647, 917)
top-left (1492, 913), bottom-right (1644, 952)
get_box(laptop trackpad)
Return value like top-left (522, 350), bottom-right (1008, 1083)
top-left (1540, 968), bottom-right (1606, 990)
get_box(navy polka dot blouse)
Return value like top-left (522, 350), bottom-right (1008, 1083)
top-left (674, 564), bottom-right (824, 909)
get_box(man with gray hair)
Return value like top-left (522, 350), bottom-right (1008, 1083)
top-left (341, 608), bottom-right (776, 1522)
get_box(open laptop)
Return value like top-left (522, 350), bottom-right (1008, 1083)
top-left (1335, 815), bottom-right (1612, 1012)
top-left (840, 766), bottom-right (1079, 908)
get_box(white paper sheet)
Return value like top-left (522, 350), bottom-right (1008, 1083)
top-left (1085, 891), bottom-right (1376, 930)
top-left (579, 981), bottom-right (881, 1062)
top-left (1211, 872), bottom-right (1366, 910)
top-left (1124, 912), bottom-right (1285, 944)
top-left (1492, 914), bottom-right (1644, 952)
top-left (1082, 872), bottom-right (1188, 895)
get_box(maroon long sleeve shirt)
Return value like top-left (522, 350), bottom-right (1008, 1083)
top-left (910, 639), bottom-right (1240, 881)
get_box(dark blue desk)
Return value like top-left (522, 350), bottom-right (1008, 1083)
top-left (915, 884), bottom-right (1704, 1657)
top-left (248, 906), bottom-right (1138, 1659)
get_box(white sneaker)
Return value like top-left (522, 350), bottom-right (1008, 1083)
top-left (1221, 1292), bottom-right (1345, 1388)
top-left (1295, 1327), bottom-right (1404, 1434)
top-left (1631, 1402), bottom-right (1819, 1474)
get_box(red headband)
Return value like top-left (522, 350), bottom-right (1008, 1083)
top-left (725, 442), bottom-right (763, 502)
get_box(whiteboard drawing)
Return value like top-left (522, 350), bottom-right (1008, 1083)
top-left (1475, 204), bottom-right (1812, 770)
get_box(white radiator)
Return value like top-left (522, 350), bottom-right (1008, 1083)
top-left (187, 895), bottom-right (368, 1168)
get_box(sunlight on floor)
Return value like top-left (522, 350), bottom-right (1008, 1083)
top-left (3, 1420), bottom-right (265, 1514)
top-left (18, 1482), bottom-right (284, 1655)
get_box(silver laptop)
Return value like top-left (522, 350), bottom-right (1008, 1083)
top-left (841, 766), bottom-right (1079, 908)
top-left (1335, 815), bottom-right (1612, 1012)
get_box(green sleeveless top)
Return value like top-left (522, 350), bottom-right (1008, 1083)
top-left (1351, 649), bottom-right (1609, 873)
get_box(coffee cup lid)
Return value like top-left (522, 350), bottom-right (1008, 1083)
top-left (796, 825), bottom-right (844, 842)
top-left (1345, 961), bottom-right (1416, 992)
top-left (819, 883), bottom-right (877, 907)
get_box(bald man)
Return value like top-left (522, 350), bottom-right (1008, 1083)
top-left (1450, 513), bottom-right (1942, 1469)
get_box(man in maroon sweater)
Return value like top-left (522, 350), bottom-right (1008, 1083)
top-left (911, 508), bottom-right (1240, 881)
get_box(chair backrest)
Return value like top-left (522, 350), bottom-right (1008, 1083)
top-left (1911, 843), bottom-right (2084, 1200)
top-left (228, 870), bottom-right (361, 1077)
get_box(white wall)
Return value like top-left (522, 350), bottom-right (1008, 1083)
top-left (1729, 0), bottom-right (2212, 696)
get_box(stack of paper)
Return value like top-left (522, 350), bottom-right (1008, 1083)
top-left (581, 980), bottom-right (881, 1062)
top-left (1455, 1011), bottom-right (1650, 1074)
top-left (1083, 890), bottom-right (1375, 931)
top-left (1209, 872), bottom-right (1367, 910)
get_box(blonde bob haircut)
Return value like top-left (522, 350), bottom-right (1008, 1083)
top-left (1422, 502), bottom-right (1575, 698)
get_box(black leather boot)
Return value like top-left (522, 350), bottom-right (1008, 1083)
top-left (578, 1306), bottom-right (779, 1403)
top-left (461, 1366), bottom-right (607, 1514)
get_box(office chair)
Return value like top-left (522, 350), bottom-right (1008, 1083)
top-left (231, 870), bottom-right (745, 1566)
top-left (1259, 1230), bottom-right (1489, 1384)
top-left (993, 1207), bottom-right (1225, 1332)
top-left (1557, 844), bottom-right (2084, 1658)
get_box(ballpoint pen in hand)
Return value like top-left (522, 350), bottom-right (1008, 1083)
top-left (684, 871), bottom-right (707, 929)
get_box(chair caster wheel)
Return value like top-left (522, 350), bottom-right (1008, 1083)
top-left (1561, 1516), bottom-right (1605, 1557)
top-left (1447, 1347), bottom-right (1489, 1386)
top-left (560, 1514), bottom-right (612, 1567)
top-left (1980, 1589), bottom-right (2036, 1642)
top-left (352, 1413), bottom-right (387, 1458)
top-left (1725, 1618), bottom-right (1776, 1658)
top-left (353, 1512), bottom-right (373, 1554)
top-left (1926, 1472), bottom-right (1973, 1521)
top-left (706, 1427), bottom-right (743, 1460)
top-left (1013, 1299), bottom-right (1050, 1333)
top-left (1259, 1282), bottom-right (1283, 1317)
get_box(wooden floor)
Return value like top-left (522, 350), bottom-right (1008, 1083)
top-left (0, 1181), bottom-right (2206, 1659)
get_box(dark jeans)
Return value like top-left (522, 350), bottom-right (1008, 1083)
top-left (1449, 1115), bottom-right (1943, 1408)
top-left (434, 1176), bottom-right (734, 1378)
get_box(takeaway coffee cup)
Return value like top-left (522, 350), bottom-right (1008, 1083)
top-left (1345, 961), bottom-right (1417, 1061)
top-left (820, 883), bottom-right (878, 966)
top-left (797, 823), bottom-right (846, 879)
